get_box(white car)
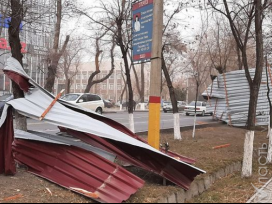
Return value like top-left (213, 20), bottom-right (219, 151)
top-left (185, 101), bottom-right (213, 116)
top-left (61, 93), bottom-right (104, 114)
top-left (163, 101), bottom-right (187, 113)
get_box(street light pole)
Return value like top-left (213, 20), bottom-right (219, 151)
top-left (148, 0), bottom-right (163, 150)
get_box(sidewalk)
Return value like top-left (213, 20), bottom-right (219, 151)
top-left (247, 179), bottom-right (272, 203)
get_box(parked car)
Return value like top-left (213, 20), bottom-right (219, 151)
top-left (103, 100), bottom-right (114, 108)
top-left (178, 101), bottom-right (187, 111)
top-left (0, 94), bottom-right (14, 117)
top-left (61, 93), bottom-right (104, 114)
top-left (115, 101), bottom-right (121, 107)
top-left (163, 101), bottom-right (187, 113)
top-left (122, 101), bottom-right (137, 110)
top-left (185, 101), bottom-right (213, 116)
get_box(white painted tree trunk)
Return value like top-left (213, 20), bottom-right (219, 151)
top-left (267, 128), bottom-right (272, 163)
top-left (242, 131), bottom-right (255, 178)
top-left (15, 111), bottom-right (27, 131)
top-left (129, 113), bottom-right (135, 133)
top-left (192, 113), bottom-right (197, 139)
top-left (120, 104), bottom-right (123, 111)
top-left (173, 113), bottom-right (181, 140)
top-left (267, 117), bottom-right (270, 139)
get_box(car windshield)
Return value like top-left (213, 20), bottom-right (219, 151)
top-left (61, 94), bottom-right (80, 101)
top-left (189, 101), bottom-right (202, 107)
top-left (0, 94), bottom-right (13, 101)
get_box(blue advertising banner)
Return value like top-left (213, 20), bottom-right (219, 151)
top-left (132, 0), bottom-right (153, 63)
top-left (0, 14), bottom-right (23, 30)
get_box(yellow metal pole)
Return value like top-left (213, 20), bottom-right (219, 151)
top-left (148, 0), bottom-right (163, 150)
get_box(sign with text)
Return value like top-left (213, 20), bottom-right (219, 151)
top-left (0, 38), bottom-right (27, 53)
top-left (132, 0), bottom-right (153, 63)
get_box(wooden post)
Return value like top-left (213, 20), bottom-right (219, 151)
top-left (148, 0), bottom-right (163, 150)
top-left (39, 89), bottom-right (65, 121)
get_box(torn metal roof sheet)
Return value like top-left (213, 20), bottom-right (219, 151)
top-left (1, 57), bottom-right (205, 198)
top-left (13, 137), bottom-right (144, 203)
top-left (0, 107), bottom-right (16, 175)
top-left (15, 130), bottom-right (116, 162)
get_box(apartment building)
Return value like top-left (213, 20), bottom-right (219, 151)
top-left (0, 0), bottom-right (56, 95)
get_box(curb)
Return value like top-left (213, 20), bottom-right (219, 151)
top-left (136, 122), bottom-right (221, 136)
top-left (157, 161), bottom-right (243, 203)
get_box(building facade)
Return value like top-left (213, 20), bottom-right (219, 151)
top-left (54, 61), bottom-right (125, 103)
top-left (0, 0), bottom-right (56, 95)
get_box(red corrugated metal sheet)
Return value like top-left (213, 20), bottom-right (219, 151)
top-left (0, 108), bottom-right (16, 175)
top-left (4, 69), bottom-right (202, 192)
top-left (4, 71), bottom-right (31, 92)
top-left (66, 129), bottom-right (202, 190)
top-left (13, 139), bottom-right (144, 203)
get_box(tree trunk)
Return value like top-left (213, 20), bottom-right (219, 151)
top-left (84, 36), bottom-right (116, 94)
top-left (132, 64), bottom-right (141, 100)
top-left (117, 23), bottom-right (134, 115)
top-left (192, 82), bottom-right (199, 139)
top-left (44, 0), bottom-right (69, 93)
top-left (242, 131), bottom-right (255, 177)
top-left (162, 52), bottom-right (181, 140)
top-left (9, 0), bottom-right (27, 131)
top-left (45, 64), bottom-right (57, 93)
top-left (242, 0), bottom-right (264, 178)
top-left (236, 45), bottom-right (243, 70)
top-left (65, 78), bottom-right (71, 94)
top-left (140, 62), bottom-right (145, 103)
top-left (266, 57), bottom-right (272, 163)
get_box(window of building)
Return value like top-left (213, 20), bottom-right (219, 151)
top-left (117, 85), bottom-right (122, 90)
top-left (83, 74), bottom-right (88, 80)
top-left (109, 84), bottom-right (114, 90)
top-left (117, 74), bottom-right (121, 80)
top-left (103, 84), bottom-right (107, 90)
top-left (76, 74), bottom-right (81, 80)
top-left (76, 84), bottom-right (81, 90)
top-left (109, 74), bottom-right (114, 79)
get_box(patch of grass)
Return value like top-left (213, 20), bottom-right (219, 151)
top-left (189, 163), bottom-right (272, 203)
top-left (127, 125), bottom-right (271, 203)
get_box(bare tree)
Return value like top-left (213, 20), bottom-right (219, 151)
top-left (84, 33), bottom-right (116, 93)
top-left (161, 1), bottom-right (191, 140)
top-left (8, 0), bottom-right (27, 131)
top-left (44, 0), bottom-right (70, 93)
top-left (59, 38), bottom-right (83, 94)
top-left (189, 49), bottom-right (212, 139)
top-left (205, 15), bottom-right (236, 74)
top-left (208, 0), bottom-right (270, 178)
top-left (76, 0), bottom-right (135, 132)
top-left (131, 62), bottom-right (145, 103)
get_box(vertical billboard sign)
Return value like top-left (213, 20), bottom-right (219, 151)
top-left (132, 0), bottom-right (154, 63)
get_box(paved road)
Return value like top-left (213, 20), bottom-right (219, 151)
top-left (27, 111), bottom-right (214, 134)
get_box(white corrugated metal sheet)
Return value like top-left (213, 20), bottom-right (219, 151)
top-left (203, 68), bottom-right (272, 127)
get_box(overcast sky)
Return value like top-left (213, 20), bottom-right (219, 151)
top-left (61, 0), bottom-right (203, 61)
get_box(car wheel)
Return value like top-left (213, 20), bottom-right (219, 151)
top-left (96, 108), bottom-right (103, 115)
top-left (210, 113), bottom-right (214, 116)
top-left (164, 110), bottom-right (167, 113)
top-left (202, 111), bottom-right (205, 117)
top-left (186, 113), bottom-right (190, 116)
